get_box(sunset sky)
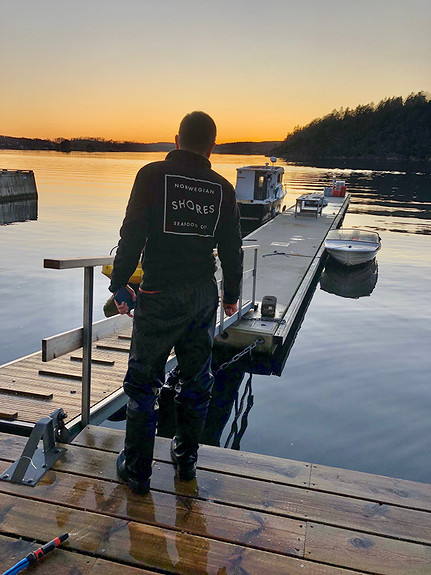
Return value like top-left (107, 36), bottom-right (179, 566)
top-left (1, 0), bottom-right (430, 143)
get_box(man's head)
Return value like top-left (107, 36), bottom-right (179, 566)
top-left (175, 111), bottom-right (216, 158)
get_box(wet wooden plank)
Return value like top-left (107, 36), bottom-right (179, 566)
top-left (53, 450), bottom-right (431, 546)
top-left (75, 426), bottom-right (312, 487)
top-left (0, 492), bottom-right (352, 575)
top-left (3, 434), bottom-right (431, 548)
top-left (0, 459), bottom-right (305, 557)
top-left (0, 534), bottom-right (154, 575)
top-left (305, 522), bottom-right (431, 575)
top-left (310, 463), bottom-right (431, 512)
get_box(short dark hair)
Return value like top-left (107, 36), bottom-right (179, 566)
top-left (178, 111), bottom-right (217, 153)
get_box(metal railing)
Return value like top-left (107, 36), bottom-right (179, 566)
top-left (43, 245), bottom-right (259, 432)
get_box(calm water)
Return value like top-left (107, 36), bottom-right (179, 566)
top-left (1, 150), bottom-right (430, 483)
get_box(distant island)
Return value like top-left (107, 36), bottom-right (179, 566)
top-left (0, 135), bottom-right (280, 156)
top-left (274, 92), bottom-right (431, 163)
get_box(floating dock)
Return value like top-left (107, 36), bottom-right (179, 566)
top-left (215, 195), bottom-right (350, 353)
top-left (1, 425), bottom-right (431, 574)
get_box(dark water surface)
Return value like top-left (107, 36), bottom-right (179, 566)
top-left (1, 150), bottom-right (430, 483)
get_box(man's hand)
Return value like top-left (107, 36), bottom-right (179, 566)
top-left (114, 285), bottom-right (136, 317)
top-left (223, 301), bottom-right (238, 317)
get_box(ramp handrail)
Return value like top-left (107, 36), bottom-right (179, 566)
top-left (43, 245), bottom-right (259, 430)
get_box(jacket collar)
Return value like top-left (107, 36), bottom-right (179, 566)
top-left (165, 149), bottom-right (211, 169)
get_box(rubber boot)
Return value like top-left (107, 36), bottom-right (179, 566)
top-left (116, 400), bottom-right (157, 494)
top-left (170, 398), bottom-right (210, 480)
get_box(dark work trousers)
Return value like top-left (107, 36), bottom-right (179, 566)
top-left (122, 277), bottom-right (219, 479)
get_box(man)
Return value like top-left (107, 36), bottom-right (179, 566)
top-left (109, 111), bottom-right (243, 494)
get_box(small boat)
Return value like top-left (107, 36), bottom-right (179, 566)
top-left (325, 228), bottom-right (381, 266)
top-left (235, 158), bottom-right (286, 231)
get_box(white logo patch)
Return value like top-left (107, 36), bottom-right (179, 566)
top-left (164, 174), bottom-right (222, 237)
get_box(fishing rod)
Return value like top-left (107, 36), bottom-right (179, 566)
top-left (2, 533), bottom-right (69, 575)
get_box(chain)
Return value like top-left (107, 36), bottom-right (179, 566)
top-left (215, 337), bottom-right (265, 373)
top-left (239, 317), bottom-right (286, 324)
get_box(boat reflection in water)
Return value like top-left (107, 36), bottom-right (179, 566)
top-left (320, 257), bottom-right (378, 299)
top-left (0, 198), bottom-right (38, 225)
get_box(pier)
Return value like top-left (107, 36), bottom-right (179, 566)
top-left (216, 195), bottom-right (350, 353)
top-left (2, 192), bottom-right (429, 574)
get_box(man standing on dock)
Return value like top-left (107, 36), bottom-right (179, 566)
top-left (109, 111), bottom-right (243, 494)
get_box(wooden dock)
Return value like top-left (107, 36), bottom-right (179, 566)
top-left (1, 425), bottom-right (431, 574)
top-left (216, 195), bottom-right (350, 352)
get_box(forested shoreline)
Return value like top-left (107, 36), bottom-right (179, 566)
top-left (0, 135), bottom-right (280, 156)
top-left (2, 93), bottom-right (429, 162)
top-left (275, 93), bottom-right (430, 162)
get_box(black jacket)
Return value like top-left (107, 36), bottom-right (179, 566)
top-left (109, 149), bottom-right (243, 304)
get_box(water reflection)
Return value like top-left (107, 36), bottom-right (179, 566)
top-left (341, 170), bottom-right (431, 231)
top-left (0, 198), bottom-right (37, 225)
top-left (280, 161), bottom-right (431, 234)
top-left (157, 366), bottom-right (252, 451)
top-left (126, 488), bottom-right (211, 573)
top-left (202, 369), bottom-right (251, 449)
top-left (320, 258), bottom-right (378, 299)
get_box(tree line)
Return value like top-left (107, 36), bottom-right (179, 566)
top-left (0, 135), bottom-right (280, 155)
top-left (0, 136), bottom-right (173, 153)
top-left (274, 92), bottom-right (431, 162)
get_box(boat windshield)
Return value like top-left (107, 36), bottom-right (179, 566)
top-left (328, 230), bottom-right (379, 243)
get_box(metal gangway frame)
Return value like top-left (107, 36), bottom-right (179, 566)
top-left (42, 245), bottom-right (259, 438)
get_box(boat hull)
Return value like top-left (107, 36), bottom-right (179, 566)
top-left (324, 229), bottom-right (381, 267)
top-left (238, 197), bottom-right (284, 232)
top-left (325, 244), bottom-right (380, 266)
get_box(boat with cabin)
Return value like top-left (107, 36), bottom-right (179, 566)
top-left (235, 158), bottom-right (286, 231)
top-left (325, 228), bottom-right (381, 266)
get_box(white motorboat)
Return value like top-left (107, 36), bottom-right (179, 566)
top-left (325, 228), bottom-right (381, 266)
top-left (235, 158), bottom-right (286, 231)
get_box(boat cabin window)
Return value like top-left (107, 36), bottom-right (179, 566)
top-left (254, 171), bottom-right (268, 200)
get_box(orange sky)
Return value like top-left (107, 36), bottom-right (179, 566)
top-left (1, 1), bottom-right (430, 143)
